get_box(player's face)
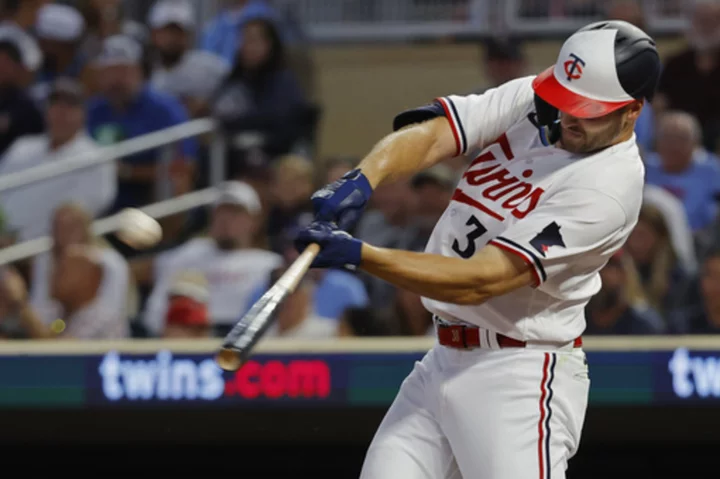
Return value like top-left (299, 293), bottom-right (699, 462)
top-left (558, 102), bottom-right (642, 154)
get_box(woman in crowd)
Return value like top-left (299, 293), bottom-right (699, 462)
top-left (585, 250), bottom-right (665, 335)
top-left (624, 203), bottom-right (694, 319)
top-left (211, 17), bottom-right (309, 177)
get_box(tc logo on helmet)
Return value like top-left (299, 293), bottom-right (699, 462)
top-left (563, 53), bottom-right (586, 81)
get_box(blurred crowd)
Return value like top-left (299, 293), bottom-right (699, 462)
top-left (0, 0), bottom-right (718, 341)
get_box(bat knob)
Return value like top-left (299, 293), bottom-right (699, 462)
top-left (215, 347), bottom-right (244, 372)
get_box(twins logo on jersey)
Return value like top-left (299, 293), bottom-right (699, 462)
top-left (453, 133), bottom-right (545, 222)
top-left (529, 221), bottom-right (566, 257)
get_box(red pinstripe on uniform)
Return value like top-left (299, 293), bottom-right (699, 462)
top-left (538, 353), bottom-right (557, 479)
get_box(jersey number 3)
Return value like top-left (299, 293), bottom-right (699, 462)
top-left (451, 215), bottom-right (487, 259)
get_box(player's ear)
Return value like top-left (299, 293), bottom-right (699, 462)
top-left (626, 100), bottom-right (644, 121)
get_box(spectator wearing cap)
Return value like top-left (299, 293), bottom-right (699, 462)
top-left (585, 250), bottom-right (665, 335)
top-left (0, 78), bottom-right (115, 242)
top-left (148, 0), bottom-right (229, 119)
top-left (87, 34), bottom-right (197, 212)
top-left (410, 164), bottom-right (457, 251)
top-left (199, 0), bottom-right (278, 66)
top-left (31, 3), bottom-right (88, 106)
top-left (139, 181), bottom-right (282, 337)
top-left (477, 37), bottom-right (527, 93)
top-left (211, 18), bottom-right (310, 165)
top-left (77, 0), bottom-right (148, 68)
top-left (0, 25), bottom-right (44, 157)
top-left (655, 0), bottom-right (720, 153)
top-left (162, 271), bottom-right (211, 339)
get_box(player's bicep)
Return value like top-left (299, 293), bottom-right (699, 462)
top-left (393, 106), bottom-right (468, 163)
top-left (468, 244), bottom-right (536, 299)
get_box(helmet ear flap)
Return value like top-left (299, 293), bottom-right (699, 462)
top-left (533, 94), bottom-right (562, 145)
top-left (534, 93), bottom-right (558, 127)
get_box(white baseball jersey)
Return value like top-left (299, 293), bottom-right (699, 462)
top-left (396, 76), bottom-right (644, 343)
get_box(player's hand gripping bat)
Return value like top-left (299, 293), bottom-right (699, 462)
top-left (215, 243), bottom-right (320, 371)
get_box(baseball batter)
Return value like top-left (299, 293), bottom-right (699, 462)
top-left (295, 21), bottom-right (661, 478)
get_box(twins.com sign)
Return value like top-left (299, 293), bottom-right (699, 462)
top-left (94, 350), bottom-right (333, 404)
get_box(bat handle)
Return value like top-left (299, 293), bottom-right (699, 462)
top-left (275, 242), bottom-right (321, 292)
top-left (214, 243), bottom-right (321, 372)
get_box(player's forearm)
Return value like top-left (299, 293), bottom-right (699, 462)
top-left (360, 244), bottom-right (534, 305)
top-left (360, 244), bottom-right (493, 305)
top-left (358, 118), bottom-right (452, 188)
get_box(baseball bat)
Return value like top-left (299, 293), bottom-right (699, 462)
top-left (215, 243), bottom-right (321, 371)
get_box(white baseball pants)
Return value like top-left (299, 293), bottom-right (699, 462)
top-left (359, 341), bottom-right (590, 479)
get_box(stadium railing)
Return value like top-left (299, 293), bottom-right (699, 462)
top-left (119, 0), bottom-right (689, 42)
top-left (0, 117), bottom-right (227, 265)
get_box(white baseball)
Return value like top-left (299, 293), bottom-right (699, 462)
top-left (115, 208), bottom-right (163, 249)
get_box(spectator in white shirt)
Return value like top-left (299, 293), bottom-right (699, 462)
top-left (0, 78), bottom-right (116, 242)
top-left (148, 0), bottom-right (229, 118)
top-left (140, 181), bottom-right (282, 336)
top-left (30, 203), bottom-right (130, 334)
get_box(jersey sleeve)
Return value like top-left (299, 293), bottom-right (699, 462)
top-left (487, 188), bottom-right (630, 293)
top-left (393, 76), bottom-right (534, 157)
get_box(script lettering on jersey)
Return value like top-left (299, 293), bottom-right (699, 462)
top-left (458, 133), bottom-right (544, 220)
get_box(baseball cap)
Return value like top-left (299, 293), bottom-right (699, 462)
top-left (148, 0), bottom-right (195, 30)
top-left (48, 78), bottom-right (84, 104)
top-left (36, 4), bottom-right (85, 42)
top-left (0, 24), bottom-right (42, 71)
top-left (532, 21), bottom-right (660, 119)
top-left (214, 181), bottom-right (262, 214)
top-left (485, 37), bottom-right (523, 62)
top-left (94, 35), bottom-right (142, 67)
top-left (168, 271), bottom-right (209, 304)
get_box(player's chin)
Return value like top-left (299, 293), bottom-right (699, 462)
top-left (559, 134), bottom-right (586, 154)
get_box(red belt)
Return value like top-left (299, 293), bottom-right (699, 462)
top-left (436, 323), bottom-right (582, 350)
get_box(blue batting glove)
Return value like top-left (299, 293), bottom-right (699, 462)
top-left (311, 169), bottom-right (373, 231)
top-left (294, 221), bottom-right (363, 270)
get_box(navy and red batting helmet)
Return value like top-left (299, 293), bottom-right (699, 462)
top-left (532, 20), bottom-right (660, 141)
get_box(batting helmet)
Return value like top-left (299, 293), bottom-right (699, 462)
top-left (532, 20), bottom-right (660, 142)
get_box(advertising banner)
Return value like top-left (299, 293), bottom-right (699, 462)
top-left (0, 348), bottom-right (718, 408)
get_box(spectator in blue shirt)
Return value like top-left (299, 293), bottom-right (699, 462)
top-left (644, 111), bottom-right (720, 232)
top-left (199, 0), bottom-right (278, 66)
top-left (243, 226), bottom-right (369, 321)
top-left (86, 35), bottom-right (197, 211)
